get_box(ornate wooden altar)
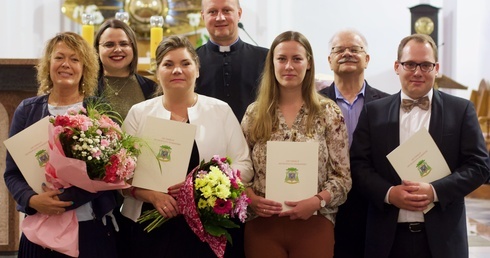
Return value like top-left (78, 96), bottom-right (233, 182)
top-left (0, 59), bottom-right (38, 252)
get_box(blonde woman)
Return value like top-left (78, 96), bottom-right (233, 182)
top-left (4, 32), bottom-right (119, 258)
top-left (241, 31), bottom-right (351, 258)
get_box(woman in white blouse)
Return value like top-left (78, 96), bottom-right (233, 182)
top-left (120, 35), bottom-right (252, 258)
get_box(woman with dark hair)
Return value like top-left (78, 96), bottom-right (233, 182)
top-left (94, 18), bottom-right (157, 119)
top-left (94, 19), bottom-right (158, 258)
top-left (241, 31), bottom-right (351, 258)
top-left (121, 35), bottom-right (252, 257)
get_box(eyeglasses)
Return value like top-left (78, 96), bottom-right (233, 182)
top-left (99, 41), bottom-right (132, 50)
top-left (330, 46), bottom-right (365, 55)
top-left (399, 61), bottom-right (436, 72)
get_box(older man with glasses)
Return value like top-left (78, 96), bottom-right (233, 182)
top-left (318, 29), bottom-right (389, 258)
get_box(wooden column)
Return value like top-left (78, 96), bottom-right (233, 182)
top-left (0, 59), bottom-right (38, 252)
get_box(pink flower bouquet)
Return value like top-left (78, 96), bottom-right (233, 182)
top-left (22, 102), bottom-right (142, 257)
top-left (47, 103), bottom-right (140, 186)
top-left (137, 155), bottom-right (250, 258)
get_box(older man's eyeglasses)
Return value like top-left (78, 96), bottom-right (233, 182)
top-left (399, 61), bottom-right (436, 72)
top-left (99, 41), bottom-right (132, 50)
top-left (331, 46), bottom-right (364, 55)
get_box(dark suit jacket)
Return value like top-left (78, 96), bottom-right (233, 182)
top-left (318, 80), bottom-right (389, 104)
top-left (350, 89), bottom-right (490, 258)
top-left (319, 81), bottom-right (389, 258)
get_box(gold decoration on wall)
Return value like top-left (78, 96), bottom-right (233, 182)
top-left (62, 0), bottom-right (121, 25)
top-left (62, 0), bottom-right (204, 39)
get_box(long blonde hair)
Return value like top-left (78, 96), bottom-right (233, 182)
top-left (247, 31), bottom-right (325, 143)
top-left (37, 32), bottom-right (99, 96)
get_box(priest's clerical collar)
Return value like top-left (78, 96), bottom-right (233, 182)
top-left (209, 38), bottom-right (239, 52)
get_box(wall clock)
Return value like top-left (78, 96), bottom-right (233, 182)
top-left (415, 17), bottom-right (435, 35)
top-left (410, 4), bottom-right (440, 46)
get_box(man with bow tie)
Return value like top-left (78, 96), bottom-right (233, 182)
top-left (350, 34), bottom-right (490, 258)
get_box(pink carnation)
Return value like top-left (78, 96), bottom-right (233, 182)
top-left (66, 106), bottom-right (86, 115)
top-left (99, 115), bottom-right (119, 129)
top-left (115, 149), bottom-right (136, 180)
top-left (70, 114), bottom-right (92, 131)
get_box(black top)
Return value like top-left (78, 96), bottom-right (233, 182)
top-left (195, 38), bottom-right (268, 121)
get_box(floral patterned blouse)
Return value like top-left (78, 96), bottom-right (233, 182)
top-left (241, 98), bottom-right (351, 224)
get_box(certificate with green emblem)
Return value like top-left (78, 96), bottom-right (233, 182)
top-left (266, 141), bottom-right (319, 212)
top-left (3, 117), bottom-right (50, 194)
top-left (386, 128), bottom-right (450, 212)
top-left (130, 116), bottom-right (196, 192)
top-left (386, 128), bottom-right (450, 183)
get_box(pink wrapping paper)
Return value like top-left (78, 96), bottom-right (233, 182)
top-left (178, 167), bottom-right (227, 258)
top-left (46, 124), bottom-right (130, 193)
top-left (22, 211), bottom-right (79, 257)
top-left (21, 124), bottom-right (129, 257)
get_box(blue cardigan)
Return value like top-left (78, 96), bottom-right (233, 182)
top-left (4, 94), bottom-right (115, 219)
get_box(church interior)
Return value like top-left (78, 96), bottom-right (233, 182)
top-left (1, 0), bottom-right (490, 257)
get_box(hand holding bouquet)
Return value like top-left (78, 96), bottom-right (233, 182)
top-left (138, 155), bottom-right (250, 258)
top-left (22, 101), bottom-right (142, 257)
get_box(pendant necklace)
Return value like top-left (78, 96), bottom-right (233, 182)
top-left (105, 76), bottom-right (130, 96)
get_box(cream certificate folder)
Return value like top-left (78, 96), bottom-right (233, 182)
top-left (266, 141), bottom-right (319, 212)
top-left (386, 128), bottom-right (450, 212)
top-left (3, 117), bottom-right (50, 193)
top-left (386, 128), bottom-right (450, 183)
top-left (131, 116), bottom-right (196, 192)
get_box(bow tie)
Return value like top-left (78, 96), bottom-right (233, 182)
top-left (401, 96), bottom-right (430, 112)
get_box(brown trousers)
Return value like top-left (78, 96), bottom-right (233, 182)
top-left (244, 215), bottom-right (334, 258)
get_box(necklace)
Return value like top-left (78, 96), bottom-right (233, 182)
top-left (163, 94), bottom-right (198, 123)
top-left (105, 76), bottom-right (131, 96)
top-left (170, 113), bottom-right (189, 122)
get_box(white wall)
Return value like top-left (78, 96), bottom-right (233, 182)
top-left (451, 0), bottom-right (490, 91)
top-left (0, 0), bottom-right (75, 58)
top-left (1, 0), bottom-right (488, 96)
top-left (238, 0), bottom-right (445, 94)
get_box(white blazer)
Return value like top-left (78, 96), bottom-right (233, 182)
top-left (121, 94), bottom-right (252, 221)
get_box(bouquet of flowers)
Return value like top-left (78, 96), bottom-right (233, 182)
top-left (47, 102), bottom-right (140, 186)
top-left (22, 101), bottom-right (142, 257)
top-left (137, 155), bottom-right (250, 258)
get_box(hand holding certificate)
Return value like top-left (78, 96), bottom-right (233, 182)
top-left (266, 141), bottom-right (319, 212)
top-left (130, 116), bottom-right (197, 192)
top-left (386, 128), bottom-right (450, 212)
top-left (3, 117), bottom-right (50, 193)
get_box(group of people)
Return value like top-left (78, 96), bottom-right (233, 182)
top-left (4, 0), bottom-right (490, 258)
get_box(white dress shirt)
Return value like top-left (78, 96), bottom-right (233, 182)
top-left (384, 89), bottom-right (437, 222)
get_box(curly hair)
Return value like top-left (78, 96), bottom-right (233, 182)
top-left (37, 32), bottom-right (99, 96)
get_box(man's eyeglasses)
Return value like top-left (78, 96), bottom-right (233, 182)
top-left (399, 61), bottom-right (436, 72)
top-left (99, 41), bottom-right (132, 50)
top-left (330, 46), bottom-right (364, 55)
